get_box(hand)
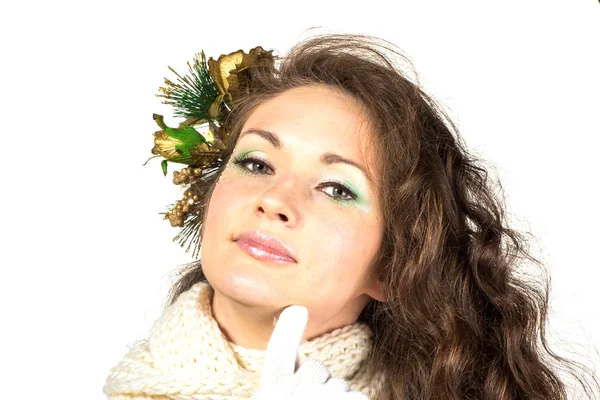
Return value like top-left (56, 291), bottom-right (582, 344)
top-left (252, 305), bottom-right (369, 400)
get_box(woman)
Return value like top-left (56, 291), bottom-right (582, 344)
top-left (104, 34), bottom-right (599, 399)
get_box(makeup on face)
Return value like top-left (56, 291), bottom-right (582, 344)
top-left (229, 146), bottom-right (372, 212)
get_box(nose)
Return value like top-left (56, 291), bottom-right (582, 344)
top-left (253, 176), bottom-right (300, 226)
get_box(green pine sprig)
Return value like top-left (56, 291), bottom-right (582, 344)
top-left (157, 51), bottom-right (219, 120)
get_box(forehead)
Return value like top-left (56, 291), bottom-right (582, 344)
top-left (240, 85), bottom-right (378, 173)
top-left (246, 85), bottom-right (368, 129)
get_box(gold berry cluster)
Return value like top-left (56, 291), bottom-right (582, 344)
top-left (163, 167), bottom-right (203, 227)
top-left (172, 167), bottom-right (203, 185)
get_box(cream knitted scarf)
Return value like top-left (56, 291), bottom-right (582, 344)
top-left (104, 281), bottom-right (382, 400)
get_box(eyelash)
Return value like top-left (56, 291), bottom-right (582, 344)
top-left (230, 154), bottom-right (359, 203)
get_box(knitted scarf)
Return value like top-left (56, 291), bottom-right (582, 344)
top-left (103, 281), bottom-right (382, 400)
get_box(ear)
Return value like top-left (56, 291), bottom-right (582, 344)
top-left (365, 278), bottom-right (388, 302)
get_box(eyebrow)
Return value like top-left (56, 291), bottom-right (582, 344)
top-left (240, 128), bottom-right (369, 178)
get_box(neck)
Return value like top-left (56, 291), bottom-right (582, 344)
top-left (210, 287), bottom-right (372, 350)
top-left (211, 290), bottom-right (278, 349)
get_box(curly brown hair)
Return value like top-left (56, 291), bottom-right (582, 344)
top-left (164, 33), bottom-right (600, 399)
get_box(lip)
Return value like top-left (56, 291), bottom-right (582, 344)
top-left (234, 230), bottom-right (297, 264)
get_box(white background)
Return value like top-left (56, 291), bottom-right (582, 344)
top-left (1, 0), bottom-right (599, 399)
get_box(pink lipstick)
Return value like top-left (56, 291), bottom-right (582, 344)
top-left (234, 230), bottom-right (297, 264)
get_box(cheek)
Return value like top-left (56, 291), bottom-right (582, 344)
top-left (308, 215), bottom-right (381, 283)
top-left (203, 171), bottom-right (257, 243)
top-left (201, 178), bottom-right (248, 281)
top-left (204, 178), bottom-right (244, 234)
top-left (204, 184), bottom-right (224, 234)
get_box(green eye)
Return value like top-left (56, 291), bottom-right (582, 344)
top-left (231, 155), bottom-right (274, 175)
top-left (231, 153), bottom-right (359, 204)
top-left (318, 181), bottom-right (358, 203)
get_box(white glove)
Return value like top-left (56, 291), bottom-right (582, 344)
top-left (252, 305), bottom-right (369, 400)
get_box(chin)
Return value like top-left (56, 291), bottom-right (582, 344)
top-left (207, 267), bottom-right (279, 305)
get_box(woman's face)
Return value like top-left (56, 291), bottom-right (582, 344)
top-left (201, 84), bottom-right (385, 332)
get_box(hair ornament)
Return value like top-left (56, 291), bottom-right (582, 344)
top-left (144, 47), bottom-right (277, 257)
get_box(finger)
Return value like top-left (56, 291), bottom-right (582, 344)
top-left (260, 305), bottom-right (308, 389)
